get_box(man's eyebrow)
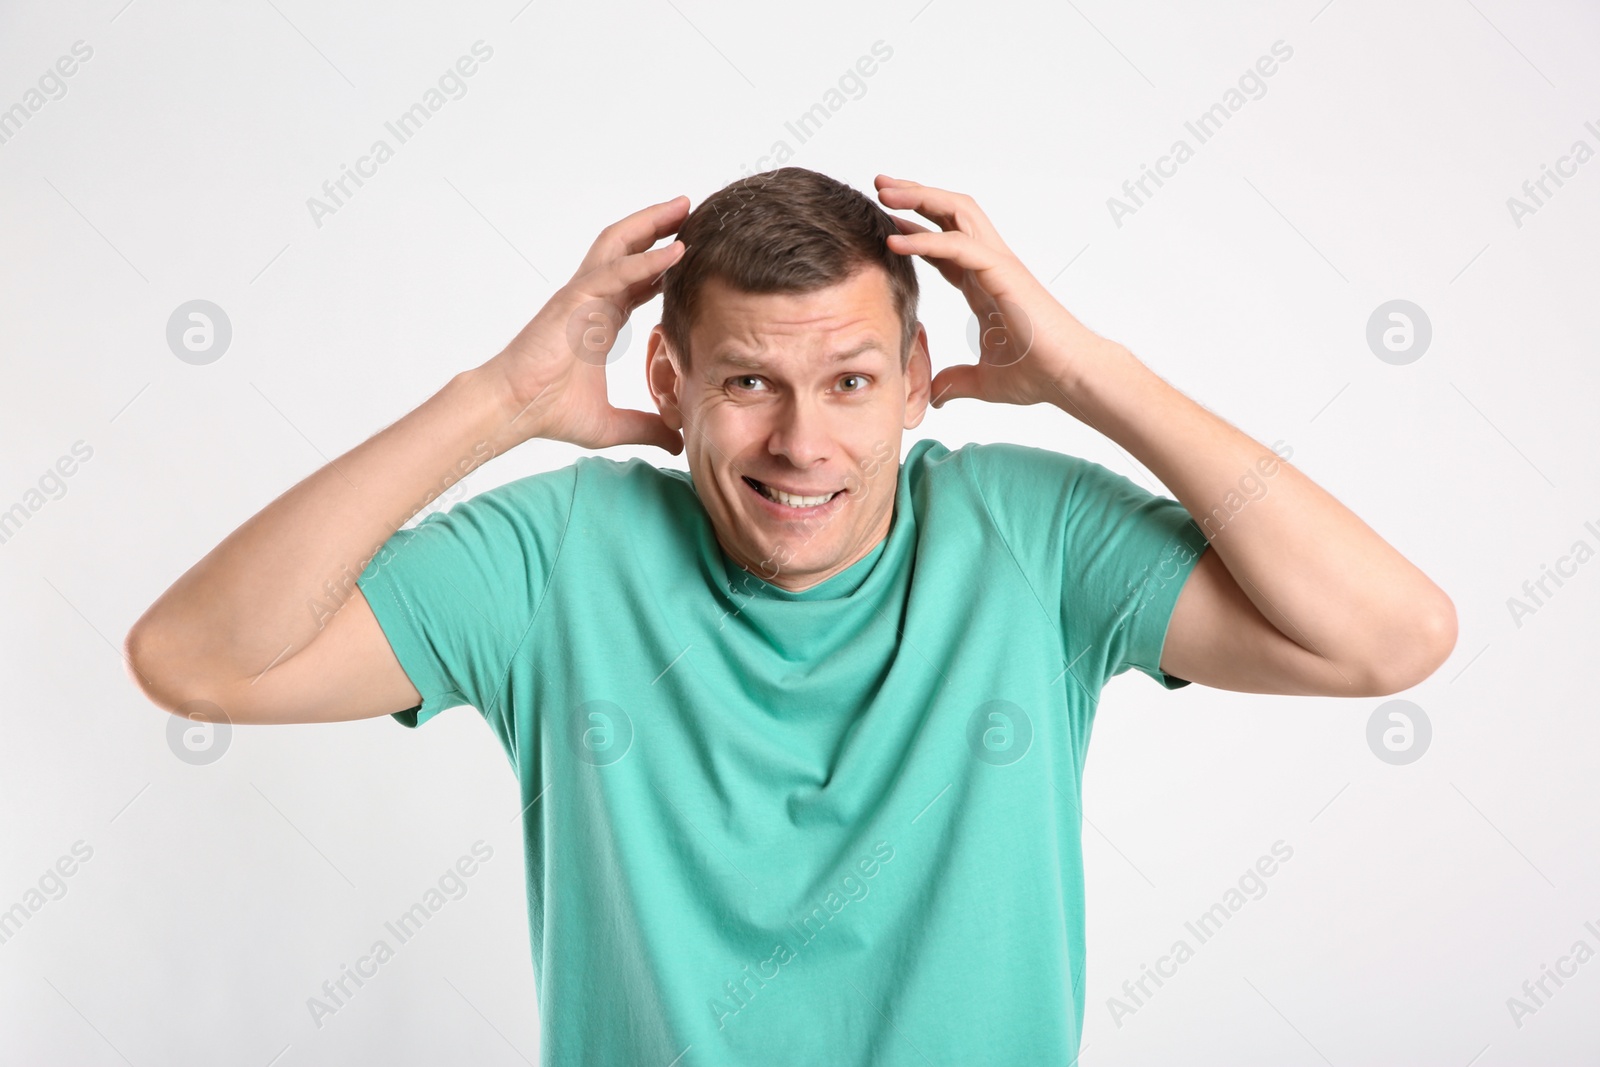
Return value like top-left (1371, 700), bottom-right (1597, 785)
top-left (709, 341), bottom-right (885, 370)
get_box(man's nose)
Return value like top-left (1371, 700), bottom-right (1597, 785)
top-left (766, 396), bottom-right (833, 468)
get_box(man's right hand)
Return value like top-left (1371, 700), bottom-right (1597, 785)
top-left (480, 194), bottom-right (690, 456)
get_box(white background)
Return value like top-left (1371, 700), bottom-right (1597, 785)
top-left (2, 0), bottom-right (1597, 1063)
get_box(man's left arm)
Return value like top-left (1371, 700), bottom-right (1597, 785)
top-left (1053, 339), bottom-right (1455, 697)
top-left (876, 174), bottom-right (1457, 697)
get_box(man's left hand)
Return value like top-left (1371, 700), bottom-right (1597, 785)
top-left (875, 174), bottom-right (1122, 410)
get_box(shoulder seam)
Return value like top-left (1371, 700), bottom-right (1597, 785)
top-left (481, 463), bottom-right (581, 728)
top-left (961, 443), bottom-right (1075, 671)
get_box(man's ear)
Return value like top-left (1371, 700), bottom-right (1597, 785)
top-left (646, 324), bottom-right (685, 432)
top-left (903, 321), bottom-right (932, 431)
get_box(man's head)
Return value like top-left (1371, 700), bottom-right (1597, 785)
top-left (647, 167), bottom-right (932, 593)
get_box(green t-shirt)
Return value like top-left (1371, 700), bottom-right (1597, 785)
top-left (355, 436), bottom-right (1209, 1065)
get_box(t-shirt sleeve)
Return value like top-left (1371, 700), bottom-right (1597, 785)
top-left (963, 441), bottom-right (1210, 693)
top-left (354, 463), bottom-right (578, 733)
top-left (1058, 453), bottom-right (1211, 690)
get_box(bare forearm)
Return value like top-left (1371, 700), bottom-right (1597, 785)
top-left (127, 364), bottom-right (530, 698)
top-left (1052, 341), bottom-right (1455, 677)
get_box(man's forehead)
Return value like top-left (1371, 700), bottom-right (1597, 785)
top-left (708, 339), bottom-right (887, 371)
top-left (695, 273), bottom-right (897, 368)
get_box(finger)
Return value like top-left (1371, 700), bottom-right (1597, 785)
top-left (619, 271), bottom-right (667, 317)
top-left (873, 177), bottom-right (966, 229)
top-left (929, 364), bottom-right (983, 409)
top-left (616, 240), bottom-right (683, 310)
top-left (606, 406), bottom-right (684, 455)
top-left (578, 195), bottom-right (691, 273)
top-left (874, 178), bottom-right (997, 244)
top-left (875, 173), bottom-right (922, 198)
top-left (584, 239), bottom-right (684, 300)
top-left (612, 196), bottom-right (691, 254)
top-left (886, 227), bottom-right (999, 276)
top-left (889, 214), bottom-right (935, 236)
top-left (887, 216), bottom-right (968, 289)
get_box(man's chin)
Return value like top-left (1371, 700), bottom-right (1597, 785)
top-left (727, 539), bottom-right (826, 584)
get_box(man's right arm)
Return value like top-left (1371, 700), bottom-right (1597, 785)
top-left (123, 366), bottom-right (534, 725)
top-left (122, 193), bottom-right (691, 725)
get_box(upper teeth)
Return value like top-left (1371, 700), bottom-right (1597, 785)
top-left (757, 482), bottom-right (836, 508)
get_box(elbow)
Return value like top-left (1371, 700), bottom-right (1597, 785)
top-left (122, 620), bottom-right (172, 711)
top-left (1362, 594), bottom-right (1459, 696)
top-left (123, 619), bottom-right (195, 716)
top-left (125, 619), bottom-right (254, 726)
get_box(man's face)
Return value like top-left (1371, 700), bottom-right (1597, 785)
top-left (647, 266), bottom-right (931, 593)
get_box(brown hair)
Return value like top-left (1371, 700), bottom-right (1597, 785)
top-left (659, 167), bottom-right (919, 374)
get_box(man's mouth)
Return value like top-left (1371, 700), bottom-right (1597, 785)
top-left (742, 475), bottom-right (844, 511)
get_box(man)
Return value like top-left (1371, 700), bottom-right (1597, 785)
top-left (124, 167), bottom-right (1456, 1065)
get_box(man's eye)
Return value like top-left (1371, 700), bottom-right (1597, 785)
top-left (730, 376), bottom-right (765, 391)
top-left (839, 374), bottom-right (868, 392)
